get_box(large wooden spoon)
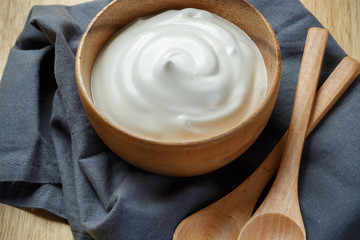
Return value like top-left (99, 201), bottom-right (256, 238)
top-left (238, 27), bottom-right (328, 240)
top-left (173, 33), bottom-right (360, 240)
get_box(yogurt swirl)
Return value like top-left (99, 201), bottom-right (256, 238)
top-left (91, 8), bottom-right (267, 142)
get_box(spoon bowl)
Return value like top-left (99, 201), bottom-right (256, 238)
top-left (239, 213), bottom-right (305, 240)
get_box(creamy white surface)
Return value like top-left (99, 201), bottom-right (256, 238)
top-left (91, 8), bottom-right (267, 142)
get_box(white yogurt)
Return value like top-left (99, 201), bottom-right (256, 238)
top-left (91, 8), bottom-right (267, 142)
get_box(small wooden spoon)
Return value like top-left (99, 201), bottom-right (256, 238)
top-left (173, 30), bottom-right (360, 240)
top-left (238, 27), bottom-right (328, 240)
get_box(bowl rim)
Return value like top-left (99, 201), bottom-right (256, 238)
top-left (75, 0), bottom-right (281, 147)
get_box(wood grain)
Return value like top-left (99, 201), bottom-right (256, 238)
top-left (301, 0), bottom-right (360, 61)
top-left (0, 0), bottom-right (90, 80)
top-left (0, 205), bottom-right (74, 240)
top-left (0, 0), bottom-right (359, 239)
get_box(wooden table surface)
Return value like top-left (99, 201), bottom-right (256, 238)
top-left (0, 0), bottom-right (359, 239)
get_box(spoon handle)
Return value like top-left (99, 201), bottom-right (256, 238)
top-left (235, 56), bottom-right (360, 208)
top-left (225, 27), bottom-right (328, 220)
top-left (237, 27), bottom-right (329, 240)
top-left (255, 27), bottom-right (328, 219)
top-left (231, 27), bottom-right (328, 206)
top-left (307, 56), bottom-right (360, 133)
top-left (275, 27), bottom-right (328, 188)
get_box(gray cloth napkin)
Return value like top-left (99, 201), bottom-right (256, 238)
top-left (1, 0), bottom-right (359, 239)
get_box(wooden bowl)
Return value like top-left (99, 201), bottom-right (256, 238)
top-left (75, 0), bottom-right (281, 177)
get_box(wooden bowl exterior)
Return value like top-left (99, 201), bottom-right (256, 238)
top-left (75, 0), bottom-right (281, 176)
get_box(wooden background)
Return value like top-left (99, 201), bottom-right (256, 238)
top-left (0, 0), bottom-right (359, 239)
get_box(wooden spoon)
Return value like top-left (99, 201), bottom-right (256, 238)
top-left (238, 27), bottom-right (328, 240)
top-left (173, 30), bottom-right (360, 240)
